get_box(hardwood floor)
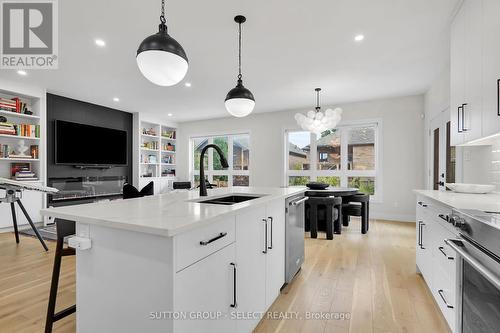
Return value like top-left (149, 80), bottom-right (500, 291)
top-left (0, 219), bottom-right (449, 333)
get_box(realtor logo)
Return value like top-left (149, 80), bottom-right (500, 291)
top-left (1, 0), bottom-right (58, 69)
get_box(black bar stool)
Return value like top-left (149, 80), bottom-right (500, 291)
top-left (307, 196), bottom-right (342, 239)
top-left (342, 193), bottom-right (370, 234)
top-left (45, 219), bottom-right (76, 333)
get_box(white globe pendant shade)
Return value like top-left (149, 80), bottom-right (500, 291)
top-left (136, 50), bottom-right (188, 86)
top-left (225, 98), bottom-right (255, 117)
top-left (295, 107), bottom-right (343, 136)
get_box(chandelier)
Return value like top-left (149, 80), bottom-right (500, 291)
top-left (294, 88), bottom-right (342, 135)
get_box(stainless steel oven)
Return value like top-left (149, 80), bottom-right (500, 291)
top-left (446, 209), bottom-right (500, 333)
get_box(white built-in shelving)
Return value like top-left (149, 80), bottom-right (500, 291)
top-left (0, 82), bottom-right (46, 228)
top-left (133, 117), bottom-right (177, 194)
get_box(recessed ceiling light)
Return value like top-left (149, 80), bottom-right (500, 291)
top-left (95, 39), bottom-right (106, 47)
top-left (354, 34), bottom-right (365, 42)
top-left (113, 97), bottom-right (120, 102)
top-left (167, 113), bottom-right (173, 117)
top-left (184, 82), bottom-right (192, 87)
top-left (17, 70), bottom-right (27, 76)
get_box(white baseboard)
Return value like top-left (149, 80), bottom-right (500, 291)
top-left (370, 212), bottom-right (415, 222)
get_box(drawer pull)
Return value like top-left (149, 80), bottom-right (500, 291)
top-left (230, 262), bottom-right (237, 308)
top-left (199, 232), bottom-right (227, 246)
top-left (268, 217), bottom-right (273, 250)
top-left (438, 289), bottom-right (454, 309)
top-left (438, 214), bottom-right (448, 222)
top-left (262, 219), bottom-right (268, 254)
top-left (418, 201), bottom-right (428, 207)
top-left (438, 246), bottom-right (454, 260)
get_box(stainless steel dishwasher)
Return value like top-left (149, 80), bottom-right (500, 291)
top-left (285, 194), bottom-right (308, 284)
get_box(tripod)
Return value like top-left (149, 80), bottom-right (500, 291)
top-left (1, 186), bottom-right (48, 251)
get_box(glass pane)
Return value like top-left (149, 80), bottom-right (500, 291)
top-left (233, 175), bottom-right (249, 186)
top-left (213, 175), bottom-right (228, 188)
top-left (316, 176), bottom-right (340, 187)
top-left (233, 135), bottom-right (250, 171)
top-left (316, 129), bottom-right (341, 170)
top-left (288, 176), bottom-right (310, 186)
top-left (347, 126), bottom-right (375, 170)
top-left (193, 138), bottom-right (208, 171)
top-left (213, 137), bottom-right (229, 171)
top-left (288, 131), bottom-right (310, 170)
top-left (348, 177), bottom-right (375, 195)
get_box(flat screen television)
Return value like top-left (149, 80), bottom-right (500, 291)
top-left (55, 120), bottom-right (128, 166)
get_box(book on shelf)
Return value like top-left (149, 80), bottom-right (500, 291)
top-left (0, 122), bottom-right (40, 137)
top-left (10, 162), bottom-right (31, 177)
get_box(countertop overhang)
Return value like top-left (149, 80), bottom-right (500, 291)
top-left (414, 189), bottom-right (500, 212)
top-left (41, 186), bottom-right (306, 237)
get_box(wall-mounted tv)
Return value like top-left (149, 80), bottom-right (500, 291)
top-left (55, 120), bottom-right (127, 166)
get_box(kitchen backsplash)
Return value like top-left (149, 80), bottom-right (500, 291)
top-left (460, 138), bottom-right (500, 191)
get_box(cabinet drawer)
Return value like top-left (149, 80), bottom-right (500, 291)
top-left (432, 265), bottom-right (456, 332)
top-left (175, 217), bottom-right (235, 272)
top-left (432, 225), bottom-right (458, 283)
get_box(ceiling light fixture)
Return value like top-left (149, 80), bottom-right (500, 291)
top-left (167, 113), bottom-right (173, 117)
top-left (95, 39), bottom-right (106, 47)
top-left (225, 15), bottom-right (255, 118)
top-left (17, 70), bottom-right (27, 76)
top-left (136, 0), bottom-right (188, 86)
top-left (184, 82), bottom-right (191, 87)
top-left (354, 34), bottom-right (365, 42)
top-left (113, 97), bottom-right (120, 102)
top-left (294, 88), bottom-right (342, 136)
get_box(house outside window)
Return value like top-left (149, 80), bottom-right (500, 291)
top-left (285, 122), bottom-right (381, 200)
top-left (191, 133), bottom-right (250, 188)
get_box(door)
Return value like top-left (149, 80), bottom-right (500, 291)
top-left (174, 243), bottom-right (236, 333)
top-left (235, 206), bottom-right (267, 333)
top-left (430, 113), bottom-right (450, 190)
top-left (265, 199), bottom-right (286, 309)
top-left (481, 0), bottom-right (500, 137)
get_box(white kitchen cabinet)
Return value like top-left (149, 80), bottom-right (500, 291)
top-left (450, 0), bottom-right (483, 145)
top-left (415, 196), bottom-right (457, 333)
top-left (174, 243), bottom-right (236, 333)
top-left (265, 199), bottom-right (286, 309)
top-left (234, 198), bottom-right (287, 333)
top-left (235, 206), bottom-right (267, 333)
top-left (450, 3), bottom-right (466, 146)
top-left (481, 0), bottom-right (500, 137)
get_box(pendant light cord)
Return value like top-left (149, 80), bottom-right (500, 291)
top-left (160, 0), bottom-right (166, 24)
top-left (238, 21), bottom-right (242, 80)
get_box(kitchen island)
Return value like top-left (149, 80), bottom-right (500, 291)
top-left (40, 186), bottom-right (305, 333)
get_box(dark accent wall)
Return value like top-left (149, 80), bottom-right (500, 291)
top-left (46, 93), bottom-right (133, 181)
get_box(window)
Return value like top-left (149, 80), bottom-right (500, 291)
top-left (191, 133), bottom-right (250, 187)
top-left (286, 122), bottom-right (380, 199)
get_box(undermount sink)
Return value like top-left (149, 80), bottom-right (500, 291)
top-left (196, 194), bottom-right (264, 205)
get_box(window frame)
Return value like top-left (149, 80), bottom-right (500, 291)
top-left (284, 120), bottom-right (382, 202)
top-left (190, 132), bottom-right (251, 187)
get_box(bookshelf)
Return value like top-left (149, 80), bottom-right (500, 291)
top-left (134, 117), bottom-right (177, 193)
top-left (0, 82), bottom-right (46, 229)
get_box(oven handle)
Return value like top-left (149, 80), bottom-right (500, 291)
top-left (290, 197), bottom-right (308, 206)
top-left (445, 238), bottom-right (500, 290)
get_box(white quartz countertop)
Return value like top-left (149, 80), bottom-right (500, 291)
top-left (40, 186), bottom-right (305, 237)
top-left (414, 190), bottom-right (500, 212)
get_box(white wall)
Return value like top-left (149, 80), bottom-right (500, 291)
top-left (177, 94), bottom-right (425, 222)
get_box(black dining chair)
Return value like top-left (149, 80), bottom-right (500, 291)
top-left (306, 196), bottom-right (342, 239)
top-left (123, 181), bottom-right (154, 199)
top-left (342, 193), bottom-right (370, 234)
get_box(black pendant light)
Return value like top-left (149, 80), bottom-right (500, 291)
top-left (136, 0), bottom-right (188, 86)
top-left (225, 15), bottom-right (255, 117)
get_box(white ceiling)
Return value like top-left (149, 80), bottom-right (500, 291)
top-left (1, 0), bottom-right (458, 123)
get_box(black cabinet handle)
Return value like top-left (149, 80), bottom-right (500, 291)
top-left (497, 79), bottom-right (500, 116)
top-left (458, 105), bottom-right (463, 133)
top-left (230, 262), bottom-right (237, 308)
top-left (462, 103), bottom-right (468, 131)
top-left (262, 219), bottom-right (268, 254)
top-left (199, 232), bottom-right (227, 246)
top-left (417, 221), bottom-right (422, 247)
top-left (438, 214), bottom-right (448, 222)
top-left (267, 217), bottom-right (273, 250)
top-left (438, 289), bottom-right (454, 308)
top-left (438, 246), bottom-right (454, 260)
top-left (417, 201), bottom-right (428, 207)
